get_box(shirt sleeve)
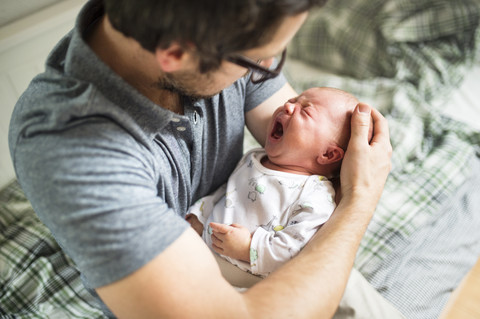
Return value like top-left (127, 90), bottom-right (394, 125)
top-left (12, 119), bottom-right (189, 288)
top-left (243, 71), bottom-right (288, 113)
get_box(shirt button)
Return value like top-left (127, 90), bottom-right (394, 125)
top-left (193, 111), bottom-right (198, 124)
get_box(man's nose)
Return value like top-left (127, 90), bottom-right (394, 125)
top-left (259, 57), bottom-right (275, 69)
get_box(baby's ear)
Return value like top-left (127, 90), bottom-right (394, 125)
top-left (317, 145), bottom-right (344, 165)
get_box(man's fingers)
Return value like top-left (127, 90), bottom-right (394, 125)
top-left (350, 103), bottom-right (372, 142)
top-left (369, 107), bottom-right (391, 146)
top-left (351, 104), bottom-right (392, 154)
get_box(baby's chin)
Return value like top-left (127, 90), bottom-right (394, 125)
top-left (263, 142), bottom-right (274, 157)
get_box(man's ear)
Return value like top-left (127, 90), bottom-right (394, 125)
top-left (317, 145), bottom-right (344, 165)
top-left (154, 43), bottom-right (189, 72)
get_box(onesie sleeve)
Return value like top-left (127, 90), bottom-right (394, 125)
top-left (249, 178), bottom-right (336, 277)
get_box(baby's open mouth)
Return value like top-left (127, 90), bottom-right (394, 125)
top-left (271, 120), bottom-right (284, 139)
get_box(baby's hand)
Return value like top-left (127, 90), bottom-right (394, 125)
top-left (185, 214), bottom-right (204, 236)
top-left (209, 223), bottom-right (252, 262)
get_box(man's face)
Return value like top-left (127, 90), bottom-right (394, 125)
top-left (155, 12), bottom-right (309, 99)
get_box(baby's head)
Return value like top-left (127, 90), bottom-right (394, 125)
top-left (265, 87), bottom-right (373, 177)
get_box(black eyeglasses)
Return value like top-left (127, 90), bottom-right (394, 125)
top-left (225, 49), bottom-right (287, 84)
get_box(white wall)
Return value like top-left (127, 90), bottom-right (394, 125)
top-left (0, 0), bottom-right (67, 27)
top-left (0, 0), bottom-right (86, 188)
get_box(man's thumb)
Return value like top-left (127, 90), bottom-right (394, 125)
top-left (351, 103), bottom-right (372, 139)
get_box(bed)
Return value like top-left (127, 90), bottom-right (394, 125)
top-left (1, 0), bottom-right (480, 318)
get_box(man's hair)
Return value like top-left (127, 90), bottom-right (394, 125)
top-left (103, 0), bottom-right (327, 72)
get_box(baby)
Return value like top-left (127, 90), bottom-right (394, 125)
top-left (187, 87), bottom-right (372, 277)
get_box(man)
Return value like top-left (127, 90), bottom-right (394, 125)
top-left (9, 0), bottom-right (394, 318)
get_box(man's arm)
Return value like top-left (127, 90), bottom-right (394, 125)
top-left (245, 83), bottom-right (297, 146)
top-left (96, 102), bottom-right (392, 318)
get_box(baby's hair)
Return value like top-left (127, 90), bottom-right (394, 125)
top-left (312, 87), bottom-right (374, 179)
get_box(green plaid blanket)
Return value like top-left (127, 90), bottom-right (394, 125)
top-left (1, 0), bottom-right (480, 317)
top-left (0, 181), bottom-right (106, 318)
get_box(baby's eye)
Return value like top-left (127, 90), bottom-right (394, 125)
top-left (302, 107), bottom-right (311, 115)
top-left (302, 102), bottom-right (313, 109)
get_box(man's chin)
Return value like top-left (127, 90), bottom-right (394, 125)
top-left (155, 75), bottom-right (222, 101)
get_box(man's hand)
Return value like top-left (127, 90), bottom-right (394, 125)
top-left (186, 214), bottom-right (204, 236)
top-left (340, 103), bottom-right (392, 212)
top-left (210, 222), bottom-right (252, 262)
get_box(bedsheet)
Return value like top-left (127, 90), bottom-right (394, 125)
top-left (368, 157), bottom-right (480, 318)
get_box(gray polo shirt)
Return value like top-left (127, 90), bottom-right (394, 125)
top-left (8, 0), bottom-right (286, 314)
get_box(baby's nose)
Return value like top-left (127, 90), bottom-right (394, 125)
top-left (283, 101), bottom-right (296, 115)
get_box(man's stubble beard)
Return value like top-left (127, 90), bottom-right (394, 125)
top-left (153, 71), bottom-right (221, 101)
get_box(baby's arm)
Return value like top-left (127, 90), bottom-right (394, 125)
top-left (208, 204), bottom-right (334, 277)
top-left (250, 199), bottom-right (335, 277)
top-left (209, 222), bottom-right (252, 262)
